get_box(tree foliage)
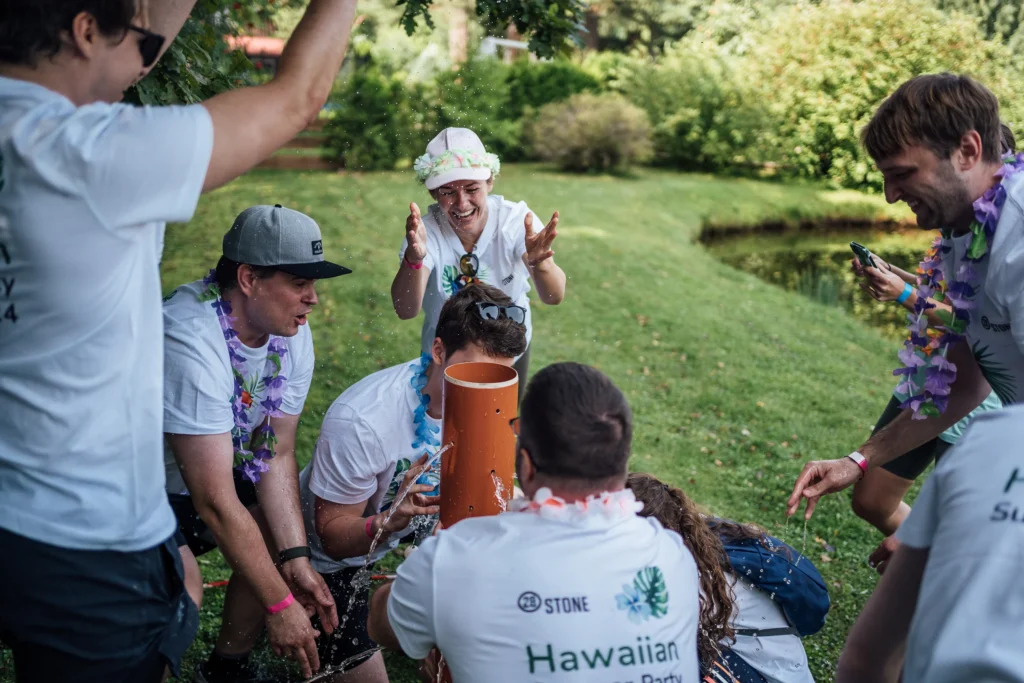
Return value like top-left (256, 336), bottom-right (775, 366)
top-left (748, 0), bottom-right (1024, 189)
top-left (397, 0), bottom-right (588, 58)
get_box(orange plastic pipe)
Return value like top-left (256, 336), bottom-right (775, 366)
top-left (439, 361), bottom-right (519, 528)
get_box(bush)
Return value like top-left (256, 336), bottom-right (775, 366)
top-left (748, 0), bottom-right (1024, 190)
top-left (530, 93), bottom-right (653, 172)
top-left (618, 42), bottom-right (766, 173)
top-left (322, 68), bottom-right (432, 170)
top-left (505, 59), bottom-right (601, 120)
top-left (432, 58), bottom-right (523, 161)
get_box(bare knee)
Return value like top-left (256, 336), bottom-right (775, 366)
top-left (851, 473), bottom-right (908, 530)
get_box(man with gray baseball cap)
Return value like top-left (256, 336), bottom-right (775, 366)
top-left (162, 204), bottom-right (349, 682)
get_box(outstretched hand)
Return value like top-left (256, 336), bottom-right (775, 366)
top-left (405, 202), bottom-right (427, 265)
top-left (786, 457), bottom-right (862, 520)
top-left (524, 211), bottom-right (559, 268)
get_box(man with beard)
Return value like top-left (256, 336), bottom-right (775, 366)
top-left (788, 73), bottom-right (1024, 526)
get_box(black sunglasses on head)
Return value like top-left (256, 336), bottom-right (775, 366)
top-left (474, 301), bottom-right (526, 326)
top-left (129, 25), bottom-right (165, 68)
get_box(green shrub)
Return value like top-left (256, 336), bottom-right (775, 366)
top-left (529, 93), bottom-right (653, 172)
top-left (748, 0), bottom-right (1024, 190)
top-left (322, 68), bottom-right (432, 171)
top-left (432, 58), bottom-right (523, 161)
top-left (623, 42), bottom-right (766, 173)
top-left (505, 59), bottom-right (601, 119)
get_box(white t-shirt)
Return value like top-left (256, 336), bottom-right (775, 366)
top-left (162, 280), bottom-right (314, 494)
top-left (400, 195), bottom-right (535, 355)
top-left (0, 76), bottom-right (213, 550)
top-left (943, 171), bottom-right (1024, 405)
top-left (301, 358), bottom-right (442, 571)
top-left (387, 490), bottom-right (701, 683)
top-left (727, 576), bottom-right (814, 683)
top-left (896, 404), bottom-right (1024, 683)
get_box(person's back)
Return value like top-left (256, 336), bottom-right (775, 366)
top-left (0, 65), bottom-right (209, 551)
top-left (370, 362), bottom-right (702, 682)
top-left (391, 492), bottom-right (700, 682)
top-left (837, 403), bottom-right (1024, 683)
top-left (898, 404), bottom-right (1024, 682)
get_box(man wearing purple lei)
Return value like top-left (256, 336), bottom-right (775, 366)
top-left (788, 74), bottom-right (1024, 526)
top-left (0, 1), bottom-right (357, 681)
top-left (163, 205), bottom-right (351, 682)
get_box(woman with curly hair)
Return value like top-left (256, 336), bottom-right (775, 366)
top-left (628, 473), bottom-right (826, 683)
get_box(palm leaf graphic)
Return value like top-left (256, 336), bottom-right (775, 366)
top-left (972, 341), bottom-right (1016, 405)
top-left (634, 566), bottom-right (668, 619)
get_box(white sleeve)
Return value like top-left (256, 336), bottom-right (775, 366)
top-left (308, 406), bottom-right (386, 505)
top-left (281, 325), bottom-right (314, 416)
top-left (387, 535), bottom-right (439, 660)
top-left (163, 315), bottom-right (234, 436)
top-left (68, 103), bottom-right (213, 230)
top-left (896, 468), bottom-right (942, 549)
top-left (991, 205), bottom-right (1024, 356)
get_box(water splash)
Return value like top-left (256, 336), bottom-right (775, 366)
top-left (303, 646), bottom-right (383, 682)
top-left (317, 441), bottom-right (453, 682)
top-left (491, 471), bottom-right (508, 512)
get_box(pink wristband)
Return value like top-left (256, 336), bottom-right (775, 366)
top-left (365, 515), bottom-right (376, 538)
top-left (266, 592), bottom-right (294, 615)
top-left (404, 254), bottom-right (423, 270)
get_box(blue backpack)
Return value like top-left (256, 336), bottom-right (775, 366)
top-left (718, 531), bottom-right (830, 637)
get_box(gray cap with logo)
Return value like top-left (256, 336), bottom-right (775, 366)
top-left (222, 204), bottom-right (351, 279)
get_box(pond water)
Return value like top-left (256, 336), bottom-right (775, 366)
top-left (703, 223), bottom-right (935, 339)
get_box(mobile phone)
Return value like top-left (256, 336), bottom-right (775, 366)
top-left (850, 241), bottom-right (876, 268)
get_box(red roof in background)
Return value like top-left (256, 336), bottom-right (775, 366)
top-left (225, 35), bottom-right (285, 57)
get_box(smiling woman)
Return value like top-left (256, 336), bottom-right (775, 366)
top-left (391, 127), bottom-right (569, 401)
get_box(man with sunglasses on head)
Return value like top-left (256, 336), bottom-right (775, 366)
top-left (392, 127), bottom-right (568, 402)
top-left (0, 0), bottom-right (358, 680)
top-left (296, 283), bottom-right (527, 682)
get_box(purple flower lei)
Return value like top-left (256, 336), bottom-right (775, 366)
top-left (896, 153), bottom-right (1024, 418)
top-left (200, 270), bottom-right (289, 482)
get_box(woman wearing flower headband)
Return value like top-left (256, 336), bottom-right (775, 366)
top-left (391, 128), bottom-right (567, 398)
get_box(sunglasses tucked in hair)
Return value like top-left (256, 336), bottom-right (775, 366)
top-left (130, 24), bottom-right (165, 68)
top-left (861, 72), bottom-right (1002, 164)
top-left (434, 283), bottom-right (527, 359)
top-left (474, 301), bottom-right (526, 326)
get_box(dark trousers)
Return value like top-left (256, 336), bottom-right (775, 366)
top-left (0, 527), bottom-right (198, 682)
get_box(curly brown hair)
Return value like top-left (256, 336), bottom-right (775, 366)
top-left (625, 472), bottom-right (735, 669)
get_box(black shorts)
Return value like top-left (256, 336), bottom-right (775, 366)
top-left (0, 527), bottom-right (198, 682)
top-left (314, 567), bottom-right (377, 672)
top-left (875, 395), bottom-right (952, 480)
top-left (169, 468), bottom-right (259, 556)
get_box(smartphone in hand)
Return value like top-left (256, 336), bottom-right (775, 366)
top-left (850, 241), bottom-right (876, 268)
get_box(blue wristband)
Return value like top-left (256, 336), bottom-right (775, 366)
top-left (896, 282), bottom-right (914, 304)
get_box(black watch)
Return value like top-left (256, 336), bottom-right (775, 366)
top-left (278, 546), bottom-right (312, 565)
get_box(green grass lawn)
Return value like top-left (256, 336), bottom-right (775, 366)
top-left (1, 165), bottom-right (917, 683)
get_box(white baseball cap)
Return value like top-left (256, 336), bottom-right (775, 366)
top-left (415, 128), bottom-right (500, 190)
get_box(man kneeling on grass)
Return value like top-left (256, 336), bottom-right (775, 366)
top-left (367, 362), bottom-right (702, 683)
top-left (164, 205), bottom-right (350, 681)
top-left (298, 283), bottom-right (528, 681)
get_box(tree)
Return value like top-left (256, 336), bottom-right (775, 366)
top-left (397, 0), bottom-right (587, 58)
top-left (933, 0), bottom-right (1024, 45)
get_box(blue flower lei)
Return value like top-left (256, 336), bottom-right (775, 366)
top-left (409, 353), bottom-right (441, 492)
